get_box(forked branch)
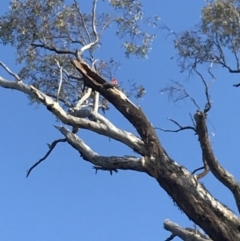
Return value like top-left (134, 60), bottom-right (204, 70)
top-left (78, 0), bottom-right (99, 56)
top-left (0, 76), bottom-right (146, 155)
top-left (31, 43), bottom-right (77, 56)
top-left (56, 126), bottom-right (145, 172)
top-left (155, 117), bottom-right (196, 133)
top-left (193, 68), bottom-right (212, 113)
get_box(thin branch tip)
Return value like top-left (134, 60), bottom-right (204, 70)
top-left (26, 138), bottom-right (67, 177)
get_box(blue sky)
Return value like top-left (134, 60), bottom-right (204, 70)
top-left (1, 1), bottom-right (240, 240)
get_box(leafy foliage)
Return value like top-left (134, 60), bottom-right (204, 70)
top-left (0, 0), bottom-right (159, 109)
top-left (173, 0), bottom-right (240, 73)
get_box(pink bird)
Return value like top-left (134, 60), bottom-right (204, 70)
top-left (103, 78), bottom-right (118, 89)
top-left (111, 78), bottom-right (118, 85)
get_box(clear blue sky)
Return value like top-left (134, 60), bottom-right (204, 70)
top-left (1, 1), bottom-right (240, 240)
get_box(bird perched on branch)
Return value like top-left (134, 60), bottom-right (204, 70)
top-left (103, 78), bottom-right (118, 89)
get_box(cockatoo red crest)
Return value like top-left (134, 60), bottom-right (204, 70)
top-left (111, 78), bottom-right (118, 85)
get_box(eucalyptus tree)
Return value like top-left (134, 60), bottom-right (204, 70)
top-left (0, 1), bottom-right (240, 241)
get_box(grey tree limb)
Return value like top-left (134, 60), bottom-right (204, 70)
top-left (164, 220), bottom-right (211, 241)
top-left (194, 110), bottom-right (240, 212)
top-left (0, 76), bottom-right (146, 155)
top-left (56, 125), bottom-right (145, 172)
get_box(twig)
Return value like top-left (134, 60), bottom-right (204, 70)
top-left (74, 0), bottom-right (91, 44)
top-left (233, 82), bottom-right (240, 87)
top-left (26, 138), bottom-right (67, 177)
top-left (155, 126), bottom-right (195, 133)
top-left (193, 68), bottom-right (212, 113)
top-left (189, 113), bottom-right (196, 128)
top-left (192, 157), bottom-right (210, 180)
top-left (164, 234), bottom-right (176, 241)
top-left (161, 81), bottom-right (200, 110)
top-left (192, 166), bottom-right (204, 175)
top-left (31, 43), bottom-right (76, 56)
top-left (62, 69), bottom-right (82, 81)
top-left (231, 39), bottom-right (240, 70)
top-left (155, 118), bottom-right (196, 133)
top-left (79, 0), bottom-right (99, 55)
top-left (0, 61), bottom-right (21, 81)
top-left (93, 165), bottom-right (118, 175)
top-left (196, 162), bottom-right (210, 180)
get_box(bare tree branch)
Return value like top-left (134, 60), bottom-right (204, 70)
top-left (56, 126), bottom-right (145, 172)
top-left (195, 159), bottom-right (210, 180)
top-left (194, 110), bottom-right (240, 212)
top-left (164, 233), bottom-right (176, 241)
top-left (155, 118), bottom-right (196, 133)
top-left (233, 82), bottom-right (240, 87)
top-left (74, 0), bottom-right (91, 45)
top-left (31, 43), bottom-right (77, 56)
top-left (62, 68), bottom-right (82, 81)
top-left (164, 220), bottom-right (211, 241)
top-left (161, 81), bottom-right (201, 110)
top-left (78, 0), bottom-right (99, 55)
top-left (193, 68), bottom-right (212, 113)
top-left (73, 87), bottom-right (93, 110)
top-left (26, 138), bottom-right (67, 177)
top-left (0, 77), bottom-right (146, 155)
top-left (93, 166), bottom-right (118, 175)
top-left (212, 35), bottom-right (240, 74)
top-left (231, 39), bottom-right (240, 70)
top-left (0, 61), bottom-right (21, 81)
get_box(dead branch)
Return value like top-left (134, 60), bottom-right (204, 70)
top-left (213, 36), bottom-right (240, 73)
top-left (161, 81), bottom-right (200, 110)
top-left (192, 166), bottom-right (205, 175)
top-left (29, 85), bottom-right (146, 155)
top-left (56, 125), bottom-right (145, 172)
top-left (0, 61), bottom-right (21, 81)
top-left (164, 233), bottom-right (176, 241)
top-left (93, 166), bottom-right (118, 175)
top-left (0, 77), bottom-right (146, 155)
top-left (26, 138), bottom-right (67, 177)
top-left (73, 87), bottom-right (93, 110)
top-left (74, 0), bottom-right (91, 45)
top-left (72, 59), bottom-right (160, 157)
top-left (233, 82), bottom-right (240, 87)
top-left (155, 118), bottom-right (196, 133)
top-left (1, 59), bottom-right (240, 240)
top-left (193, 68), bottom-right (212, 113)
top-left (194, 160), bottom-right (210, 180)
top-left (164, 220), bottom-right (211, 241)
top-left (78, 0), bottom-right (99, 55)
top-left (194, 110), bottom-right (240, 212)
top-left (62, 68), bottom-right (82, 81)
top-left (31, 43), bottom-right (77, 56)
